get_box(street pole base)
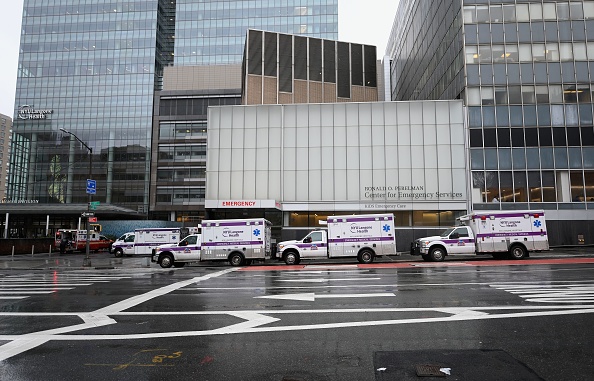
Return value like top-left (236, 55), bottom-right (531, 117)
top-left (83, 258), bottom-right (92, 267)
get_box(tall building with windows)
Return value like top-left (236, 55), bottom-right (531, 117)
top-left (8, 1), bottom-right (338, 226)
top-left (386, 0), bottom-right (594, 244)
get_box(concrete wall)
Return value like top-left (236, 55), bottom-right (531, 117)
top-left (0, 238), bottom-right (54, 255)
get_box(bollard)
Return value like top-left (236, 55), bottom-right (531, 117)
top-left (32, 245), bottom-right (35, 257)
top-left (49, 245), bottom-right (52, 257)
top-left (12, 246), bottom-right (14, 261)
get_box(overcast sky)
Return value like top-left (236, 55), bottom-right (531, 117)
top-left (0, 0), bottom-right (399, 117)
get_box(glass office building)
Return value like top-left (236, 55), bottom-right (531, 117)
top-left (174, 0), bottom-right (338, 65)
top-left (387, 0), bottom-right (594, 244)
top-left (9, 0), bottom-right (174, 212)
top-left (8, 0), bottom-right (339, 216)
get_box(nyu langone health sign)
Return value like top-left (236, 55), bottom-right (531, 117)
top-left (18, 105), bottom-right (54, 120)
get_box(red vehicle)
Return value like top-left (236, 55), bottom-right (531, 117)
top-left (55, 229), bottom-right (113, 253)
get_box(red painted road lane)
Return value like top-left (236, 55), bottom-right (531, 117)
top-left (240, 257), bottom-right (594, 271)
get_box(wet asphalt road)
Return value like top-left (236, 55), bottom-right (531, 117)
top-left (0, 252), bottom-right (593, 380)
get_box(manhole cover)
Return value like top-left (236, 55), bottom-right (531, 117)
top-left (415, 364), bottom-right (447, 377)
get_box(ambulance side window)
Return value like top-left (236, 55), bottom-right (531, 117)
top-left (124, 234), bottom-right (135, 243)
top-left (453, 228), bottom-right (469, 238)
top-left (310, 232), bottom-right (323, 242)
top-left (184, 236), bottom-right (197, 245)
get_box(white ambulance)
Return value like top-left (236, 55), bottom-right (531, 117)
top-left (112, 228), bottom-right (185, 257)
top-left (411, 210), bottom-right (549, 261)
top-left (151, 218), bottom-right (272, 267)
top-left (277, 213), bottom-right (397, 265)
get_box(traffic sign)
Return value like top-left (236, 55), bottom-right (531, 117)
top-left (88, 217), bottom-right (98, 223)
top-left (86, 179), bottom-right (96, 195)
top-left (89, 201), bottom-right (100, 210)
top-left (82, 212), bottom-right (95, 217)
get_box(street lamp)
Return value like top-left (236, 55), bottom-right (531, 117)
top-left (60, 127), bottom-right (93, 267)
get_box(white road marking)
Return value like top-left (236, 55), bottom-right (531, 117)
top-left (0, 297), bottom-right (27, 300)
top-left (491, 283), bottom-right (594, 304)
top-left (0, 288), bottom-right (74, 291)
top-left (0, 282), bottom-right (93, 286)
top-left (411, 263), bottom-right (473, 267)
top-left (0, 267), bottom-right (239, 361)
top-left (2, 274), bottom-right (594, 361)
top-left (279, 278), bottom-right (381, 283)
top-left (0, 291), bottom-right (54, 295)
top-left (285, 270), bottom-right (369, 274)
top-left (0, 305), bottom-right (592, 341)
top-left (256, 292), bottom-right (395, 301)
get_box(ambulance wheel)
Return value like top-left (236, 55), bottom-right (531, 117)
top-left (159, 254), bottom-right (174, 268)
top-left (173, 262), bottom-right (185, 268)
top-left (229, 253), bottom-right (245, 266)
top-left (284, 252), bottom-right (300, 265)
top-left (114, 248), bottom-right (123, 258)
top-left (429, 247), bottom-right (446, 262)
top-left (357, 250), bottom-right (374, 264)
top-left (421, 254), bottom-right (431, 261)
top-left (509, 245), bottom-right (527, 260)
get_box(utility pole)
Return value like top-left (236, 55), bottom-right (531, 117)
top-left (60, 128), bottom-right (93, 267)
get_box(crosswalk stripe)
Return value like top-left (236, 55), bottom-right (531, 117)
top-left (0, 271), bottom-right (135, 302)
top-left (491, 283), bottom-right (594, 303)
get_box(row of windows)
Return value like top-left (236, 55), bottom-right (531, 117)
top-left (159, 97), bottom-right (240, 117)
top-left (470, 147), bottom-right (594, 170)
top-left (177, 8), bottom-right (338, 21)
top-left (22, 20), bottom-right (156, 35)
top-left (157, 168), bottom-right (206, 182)
top-left (464, 20), bottom-right (594, 45)
top-left (466, 42), bottom-right (594, 64)
top-left (175, 44), bottom-right (244, 57)
top-left (468, 104), bottom-right (594, 127)
top-left (24, 2), bottom-right (156, 17)
top-left (156, 188), bottom-right (206, 204)
top-left (158, 146), bottom-right (207, 162)
top-left (288, 211), bottom-right (462, 228)
top-left (21, 38), bottom-right (156, 53)
top-left (16, 87), bottom-right (155, 99)
top-left (20, 61), bottom-right (154, 78)
top-left (159, 123), bottom-right (208, 140)
top-left (472, 170), bottom-right (594, 203)
top-left (464, 2), bottom-right (594, 24)
top-left (466, 84), bottom-right (593, 106)
top-left (178, 0), bottom-right (337, 11)
top-left (470, 127), bottom-right (594, 147)
top-left (178, 4), bottom-right (337, 16)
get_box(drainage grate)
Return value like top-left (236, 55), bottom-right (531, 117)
top-left (415, 364), bottom-right (447, 377)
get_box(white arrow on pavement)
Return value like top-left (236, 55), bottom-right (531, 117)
top-left (255, 292), bottom-right (395, 301)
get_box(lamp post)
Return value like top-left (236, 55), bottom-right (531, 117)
top-left (60, 128), bottom-right (93, 267)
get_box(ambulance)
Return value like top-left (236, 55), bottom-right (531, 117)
top-left (411, 210), bottom-right (549, 261)
top-left (55, 229), bottom-right (111, 253)
top-left (276, 213), bottom-right (397, 265)
top-left (151, 218), bottom-right (272, 267)
top-left (111, 228), bottom-right (186, 257)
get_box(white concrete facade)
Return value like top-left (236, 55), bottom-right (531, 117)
top-left (206, 100), bottom-right (468, 217)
